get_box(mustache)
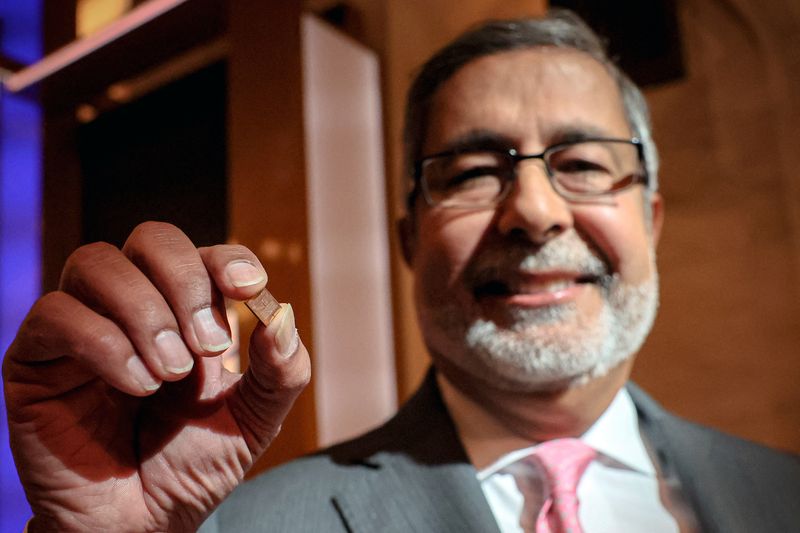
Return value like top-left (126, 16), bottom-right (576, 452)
top-left (467, 230), bottom-right (610, 286)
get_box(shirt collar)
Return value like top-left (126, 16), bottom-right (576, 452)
top-left (438, 374), bottom-right (656, 480)
top-left (582, 386), bottom-right (656, 475)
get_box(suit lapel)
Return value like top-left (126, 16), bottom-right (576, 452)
top-left (629, 383), bottom-right (775, 533)
top-left (630, 385), bottom-right (719, 532)
top-left (330, 371), bottom-right (501, 533)
top-left (332, 456), bottom-right (500, 533)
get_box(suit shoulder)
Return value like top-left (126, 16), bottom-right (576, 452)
top-left (202, 452), bottom-right (375, 532)
top-left (665, 413), bottom-right (799, 469)
top-left (238, 442), bottom-right (382, 500)
top-left (631, 382), bottom-right (799, 482)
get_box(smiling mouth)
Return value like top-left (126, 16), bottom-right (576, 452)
top-left (473, 274), bottom-right (600, 306)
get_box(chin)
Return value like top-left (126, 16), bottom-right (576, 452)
top-left (422, 272), bottom-right (660, 394)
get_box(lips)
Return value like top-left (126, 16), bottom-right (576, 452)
top-left (473, 271), bottom-right (600, 307)
top-left (466, 230), bottom-right (611, 308)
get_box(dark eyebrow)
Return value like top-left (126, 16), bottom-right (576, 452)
top-left (423, 124), bottom-right (629, 160)
top-left (432, 130), bottom-right (516, 156)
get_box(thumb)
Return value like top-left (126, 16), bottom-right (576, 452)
top-left (231, 303), bottom-right (311, 457)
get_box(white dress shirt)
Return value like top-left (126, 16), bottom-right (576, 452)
top-left (438, 375), bottom-right (699, 532)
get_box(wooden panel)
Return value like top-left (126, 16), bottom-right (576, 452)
top-left (632, 0), bottom-right (800, 453)
top-left (227, 0), bottom-right (318, 474)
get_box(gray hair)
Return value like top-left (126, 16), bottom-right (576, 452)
top-left (403, 9), bottom-right (659, 211)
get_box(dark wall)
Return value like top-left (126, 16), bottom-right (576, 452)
top-left (78, 61), bottom-right (227, 248)
top-left (550, 0), bottom-right (684, 86)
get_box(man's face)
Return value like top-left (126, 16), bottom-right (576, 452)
top-left (405, 47), bottom-right (663, 392)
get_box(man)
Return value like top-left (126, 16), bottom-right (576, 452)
top-left (4, 10), bottom-right (799, 533)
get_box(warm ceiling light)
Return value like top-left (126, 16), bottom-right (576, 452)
top-left (76, 0), bottom-right (134, 38)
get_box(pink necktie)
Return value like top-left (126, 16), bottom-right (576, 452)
top-left (531, 438), bottom-right (596, 533)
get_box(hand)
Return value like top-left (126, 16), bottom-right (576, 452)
top-left (2, 222), bottom-right (311, 532)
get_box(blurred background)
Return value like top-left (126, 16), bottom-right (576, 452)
top-left (1, 0), bottom-right (798, 529)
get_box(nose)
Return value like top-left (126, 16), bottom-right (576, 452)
top-left (495, 162), bottom-right (573, 243)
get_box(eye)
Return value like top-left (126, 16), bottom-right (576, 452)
top-left (554, 162), bottom-right (619, 196)
top-left (548, 142), bottom-right (620, 176)
top-left (420, 151), bottom-right (512, 207)
top-left (445, 165), bottom-right (505, 188)
top-left (426, 151), bottom-right (511, 189)
top-left (551, 157), bottom-right (611, 174)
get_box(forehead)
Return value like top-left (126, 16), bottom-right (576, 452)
top-left (423, 47), bottom-right (630, 152)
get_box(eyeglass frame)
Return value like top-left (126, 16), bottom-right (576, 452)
top-left (409, 137), bottom-right (649, 209)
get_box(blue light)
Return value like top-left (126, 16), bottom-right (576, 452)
top-left (0, 0), bottom-right (42, 530)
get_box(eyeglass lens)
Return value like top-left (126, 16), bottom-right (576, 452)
top-left (421, 140), bottom-right (642, 207)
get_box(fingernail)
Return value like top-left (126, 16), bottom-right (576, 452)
top-left (127, 355), bottom-right (161, 391)
top-left (226, 261), bottom-right (265, 288)
top-left (271, 303), bottom-right (298, 358)
top-left (155, 330), bottom-right (194, 374)
top-left (193, 307), bottom-right (232, 352)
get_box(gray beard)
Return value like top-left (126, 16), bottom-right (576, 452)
top-left (419, 230), bottom-right (659, 392)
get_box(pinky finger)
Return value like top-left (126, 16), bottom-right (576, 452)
top-left (5, 292), bottom-right (163, 400)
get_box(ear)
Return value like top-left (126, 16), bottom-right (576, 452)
top-left (397, 215), bottom-right (416, 266)
top-left (649, 192), bottom-right (665, 248)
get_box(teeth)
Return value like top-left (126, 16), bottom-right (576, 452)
top-left (473, 272), bottom-right (598, 297)
top-left (512, 280), bottom-right (574, 293)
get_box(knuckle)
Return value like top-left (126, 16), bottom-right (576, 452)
top-left (62, 242), bottom-right (118, 279)
top-left (291, 369), bottom-right (312, 392)
top-left (61, 244), bottom-right (132, 295)
top-left (24, 292), bottom-right (73, 337)
top-left (296, 357), bottom-right (312, 386)
top-left (251, 358), bottom-right (310, 395)
top-left (282, 355), bottom-right (312, 391)
top-left (131, 297), bottom-right (171, 329)
top-left (75, 240), bottom-right (118, 258)
top-left (25, 293), bottom-right (69, 331)
top-left (123, 221), bottom-right (186, 255)
top-left (131, 220), bottom-right (177, 240)
top-left (21, 292), bottom-right (64, 337)
top-left (15, 291), bottom-right (133, 364)
top-left (30, 290), bottom-right (64, 314)
top-left (173, 261), bottom-right (213, 294)
top-left (85, 326), bottom-right (130, 360)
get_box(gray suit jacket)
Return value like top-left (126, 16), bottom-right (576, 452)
top-left (201, 372), bottom-right (800, 532)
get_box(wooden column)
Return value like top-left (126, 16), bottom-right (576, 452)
top-left (227, 1), bottom-right (318, 473)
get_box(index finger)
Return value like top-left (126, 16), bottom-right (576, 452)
top-left (122, 222), bottom-right (232, 357)
top-left (196, 244), bottom-right (269, 301)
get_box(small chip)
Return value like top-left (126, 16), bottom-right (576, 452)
top-left (244, 288), bottom-right (282, 325)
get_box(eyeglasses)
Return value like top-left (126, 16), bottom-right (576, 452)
top-left (412, 138), bottom-right (648, 209)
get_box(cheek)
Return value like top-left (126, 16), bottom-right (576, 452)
top-left (573, 198), bottom-right (655, 283)
top-left (413, 211), bottom-right (492, 296)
